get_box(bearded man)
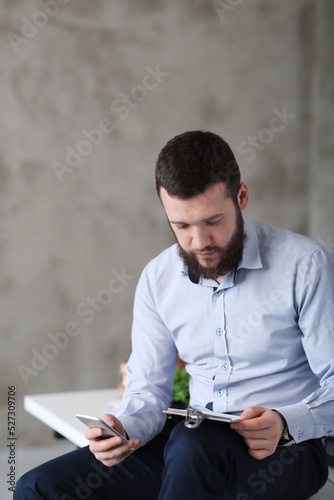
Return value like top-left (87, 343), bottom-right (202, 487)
top-left (15, 131), bottom-right (333, 500)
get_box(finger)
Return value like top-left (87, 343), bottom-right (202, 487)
top-left (85, 427), bottom-right (103, 440)
top-left (100, 450), bottom-right (131, 467)
top-left (100, 414), bottom-right (127, 441)
top-left (101, 413), bottom-right (115, 425)
top-left (242, 411), bottom-right (279, 434)
top-left (244, 436), bottom-right (276, 458)
top-left (240, 406), bottom-right (266, 420)
top-left (95, 439), bottom-right (141, 467)
top-left (233, 420), bottom-right (273, 437)
top-left (244, 437), bottom-right (270, 450)
top-left (230, 407), bottom-right (263, 431)
top-left (248, 447), bottom-right (273, 460)
top-left (89, 435), bottom-right (124, 453)
top-left (231, 418), bottom-right (266, 433)
top-left (94, 439), bottom-right (135, 458)
top-left (232, 409), bottom-right (274, 433)
top-left (90, 435), bottom-right (141, 458)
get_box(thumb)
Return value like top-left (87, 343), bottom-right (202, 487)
top-left (240, 406), bottom-right (265, 420)
top-left (101, 413), bottom-right (115, 426)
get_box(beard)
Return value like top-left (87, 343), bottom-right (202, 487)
top-left (177, 207), bottom-right (247, 281)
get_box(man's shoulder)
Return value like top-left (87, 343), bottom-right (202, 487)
top-left (143, 243), bottom-right (182, 278)
top-left (251, 219), bottom-right (320, 257)
top-left (149, 243), bottom-right (180, 263)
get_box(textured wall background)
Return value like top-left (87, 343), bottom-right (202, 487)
top-left (0, 0), bottom-right (333, 447)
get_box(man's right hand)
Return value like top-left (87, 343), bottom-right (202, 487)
top-left (85, 413), bottom-right (141, 467)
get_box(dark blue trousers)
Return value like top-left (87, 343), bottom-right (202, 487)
top-left (14, 418), bottom-right (328, 500)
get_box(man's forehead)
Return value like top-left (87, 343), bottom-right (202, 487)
top-left (160, 183), bottom-right (232, 223)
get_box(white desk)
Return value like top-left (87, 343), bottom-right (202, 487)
top-left (24, 388), bottom-right (120, 448)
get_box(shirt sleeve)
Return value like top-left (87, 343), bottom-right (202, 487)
top-left (275, 246), bottom-right (334, 443)
top-left (113, 265), bottom-right (178, 446)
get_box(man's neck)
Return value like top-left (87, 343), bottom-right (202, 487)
top-left (215, 274), bottom-right (226, 284)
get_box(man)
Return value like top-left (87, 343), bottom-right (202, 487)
top-left (15, 131), bottom-right (333, 499)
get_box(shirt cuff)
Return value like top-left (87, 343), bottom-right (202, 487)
top-left (115, 414), bottom-right (141, 443)
top-left (274, 402), bottom-right (314, 443)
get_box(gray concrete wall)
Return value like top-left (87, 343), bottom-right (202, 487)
top-left (0, 0), bottom-right (333, 446)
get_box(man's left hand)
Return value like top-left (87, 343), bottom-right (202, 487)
top-left (230, 406), bottom-right (284, 459)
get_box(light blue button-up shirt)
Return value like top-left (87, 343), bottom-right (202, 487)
top-left (114, 217), bottom-right (334, 446)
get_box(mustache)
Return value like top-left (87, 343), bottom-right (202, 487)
top-left (191, 246), bottom-right (223, 254)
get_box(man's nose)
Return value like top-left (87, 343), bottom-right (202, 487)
top-left (191, 226), bottom-right (211, 250)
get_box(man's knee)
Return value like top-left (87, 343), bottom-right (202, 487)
top-left (14, 468), bottom-right (40, 499)
top-left (15, 461), bottom-right (68, 499)
top-left (160, 421), bottom-right (237, 497)
top-left (165, 421), bottom-right (202, 457)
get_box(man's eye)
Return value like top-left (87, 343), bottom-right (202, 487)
top-left (176, 224), bottom-right (189, 230)
top-left (206, 219), bottom-right (221, 226)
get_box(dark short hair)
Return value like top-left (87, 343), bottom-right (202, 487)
top-left (155, 130), bottom-right (241, 201)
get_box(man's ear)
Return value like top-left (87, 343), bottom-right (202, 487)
top-left (237, 182), bottom-right (249, 210)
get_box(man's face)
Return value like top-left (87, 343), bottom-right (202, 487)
top-left (160, 182), bottom-right (249, 282)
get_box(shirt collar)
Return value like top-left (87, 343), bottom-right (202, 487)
top-left (237, 216), bottom-right (263, 271)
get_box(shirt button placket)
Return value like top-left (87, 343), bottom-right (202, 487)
top-left (212, 288), bottom-right (230, 410)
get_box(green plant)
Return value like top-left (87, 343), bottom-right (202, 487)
top-left (173, 363), bottom-right (190, 404)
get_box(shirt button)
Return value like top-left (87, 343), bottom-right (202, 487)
top-left (216, 290), bottom-right (222, 296)
top-left (218, 389), bottom-right (224, 397)
top-left (216, 328), bottom-right (223, 336)
top-left (223, 363), bottom-right (228, 371)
